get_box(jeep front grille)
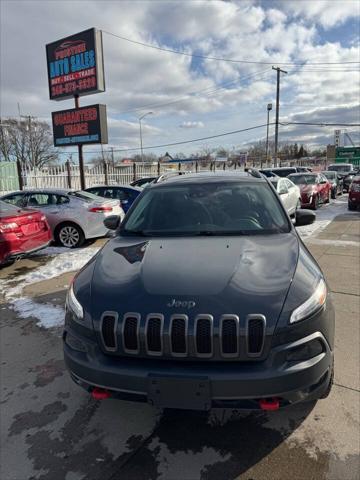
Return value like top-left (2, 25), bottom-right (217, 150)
top-left (123, 313), bottom-right (140, 353)
top-left (100, 313), bottom-right (118, 352)
top-left (145, 315), bottom-right (163, 355)
top-left (100, 312), bottom-right (266, 359)
top-left (170, 315), bottom-right (188, 356)
top-left (247, 315), bottom-right (266, 356)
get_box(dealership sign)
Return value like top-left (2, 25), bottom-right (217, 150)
top-left (46, 28), bottom-right (105, 100)
top-left (52, 104), bottom-right (108, 146)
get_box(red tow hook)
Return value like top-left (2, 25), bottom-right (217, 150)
top-left (92, 387), bottom-right (111, 400)
top-left (259, 397), bottom-right (280, 411)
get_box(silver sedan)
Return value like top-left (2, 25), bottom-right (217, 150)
top-left (270, 177), bottom-right (301, 217)
top-left (1, 189), bottom-right (125, 248)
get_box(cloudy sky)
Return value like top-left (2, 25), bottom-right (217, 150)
top-left (0, 0), bottom-right (359, 160)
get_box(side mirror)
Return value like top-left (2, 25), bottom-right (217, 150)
top-left (104, 215), bottom-right (121, 230)
top-left (295, 209), bottom-right (316, 227)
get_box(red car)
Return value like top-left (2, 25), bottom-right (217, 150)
top-left (287, 173), bottom-right (331, 210)
top-left (348, 175), bottom-right (360, 211)
top-left (0, 201), bottom-right (52, 266)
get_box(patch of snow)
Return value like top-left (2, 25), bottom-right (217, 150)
top-left (12, 297), bottom-right (65, 328)
top-left (296, 194), bottom-right (355, 239)
top-left (2, 245), bottom-right (100, 329)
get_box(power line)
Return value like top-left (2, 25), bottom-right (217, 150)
top-left (102, 29), bottom-right (360, 66)
top-left (281, 122), bottom-right (360, 127)
top-left (112, 68), bottom-right (272, 115)
top-left (52, 121), bottom-right (360, 155)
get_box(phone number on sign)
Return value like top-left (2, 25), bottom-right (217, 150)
top-left (51, 76), bottom-right (97, 96)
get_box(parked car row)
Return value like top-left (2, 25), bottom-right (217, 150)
top-left (0, 189), bottom-right (124, 251)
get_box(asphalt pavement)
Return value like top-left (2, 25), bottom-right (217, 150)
top-left (0, 200), bottom-right (359, 480)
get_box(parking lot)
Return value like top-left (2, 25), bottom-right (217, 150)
top-left (1, 195), bottom-right (359, 480)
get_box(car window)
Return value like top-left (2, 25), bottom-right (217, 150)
top-left (288, 175), bottom-right (317, 185)
top-left (68, 191), bottom-right (102, 202)
top-left (55, 195), bottom-right (70, 205)
top-left (27, 193), bottom-right (55, 206)
top-left (285, 179), bottom-right (293, 188)
top-left (1, 193), bottom-right (25, 206)
top-left (0, 200), bottom-right (23, 213)
top-left (87, 188), bottom-right (104, 196)
top-left (121, 182), bottom-right (290, 236)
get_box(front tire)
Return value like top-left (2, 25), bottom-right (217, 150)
top-left (55, 222), bottom-right (85, 248)
top-left (331, 188), bottom-right (336, 199)
top-left (326, 190), bottom-right (331, 203)
top-left (312, 195), bottom-right (319, 210)
top-left (348, 202), bottom-right (356, 211)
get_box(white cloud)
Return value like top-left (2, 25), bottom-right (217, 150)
top-left (279, 0), bottom-right (360, 29)
top-left (179, 121), bottom-right (204, 128)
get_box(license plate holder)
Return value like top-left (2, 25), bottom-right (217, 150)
top-left (148, 375), bottom-right (211, 410)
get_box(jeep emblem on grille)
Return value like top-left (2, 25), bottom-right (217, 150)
top-left (167, 299), bottom-right (196, 309)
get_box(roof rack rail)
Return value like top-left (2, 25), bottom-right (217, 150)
top-left (244, 167), bottom-right (262, 179)
top-left (154, 171), bottom-right (189, 183)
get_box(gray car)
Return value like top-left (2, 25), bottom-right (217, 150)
top-left (64, 171), bottom-right (334, 410)
top-left (1, 189), bottom-right (125, 248)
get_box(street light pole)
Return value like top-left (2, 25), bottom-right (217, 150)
top-left (272, 66), bottom-right (287, 167)
top-left (138, 112), bottom-right (153, 163)
top-left (265, 103), bottom-right (272, 167)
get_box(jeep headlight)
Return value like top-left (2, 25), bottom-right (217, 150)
top-left (66, 283), bottom-right (84, 320)
top-left (290, 279), bottom-right (327, 324)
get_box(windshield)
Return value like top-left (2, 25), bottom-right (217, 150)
top-left (328, 164), bottom-right (352, 172)
top-left (0, 200), bottom-right (21, 214)
top-left (322, 171), bottom-right (336, 180)
top-left (121, 182), bottom-right (290, 236)
top-left (288, 175), bottom-right (317, 185)
top-left (68, 191), bottom-right (104, 202)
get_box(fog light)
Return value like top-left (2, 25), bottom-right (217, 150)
top-left (287, 339), bottom-right (323, 362)
top-left (65, 332), bottom-right (87, 352)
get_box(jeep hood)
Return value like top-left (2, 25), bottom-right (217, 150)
top-left (90, 233), bottom-right (299, 327)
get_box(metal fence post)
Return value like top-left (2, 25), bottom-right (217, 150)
top-left (157, 161), bottom-right (160, 176)
top-left (16, 159), bottom-right (23, 190)
top-left (132, 162), bottom-right (136, 182)
top-left (178, 162), bottom-right (181, 172)
top-left (66, 160), bottom-right (72, 189)
top-left (104, 161), bottom-right (108, 186)
top-left (195, 161), bottom-right (198, 173)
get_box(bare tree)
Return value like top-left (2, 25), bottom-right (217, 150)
top-left (0, 118), bottom-right (59, 168)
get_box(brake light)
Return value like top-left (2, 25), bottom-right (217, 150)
top-left (0, 221), bottom-right (20, 233)
top-left (88, 206), bottom-right (113, 213)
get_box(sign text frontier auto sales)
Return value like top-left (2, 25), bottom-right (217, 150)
top-left (52, 105), bottom-right (108, 146)
top-left (46, 28), bottom-right (105, 100)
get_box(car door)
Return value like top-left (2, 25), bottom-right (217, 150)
top-left (26, 192), bottom-right (58, 230)
top-left (285, 179), bottom-right (298, 214)
top-left (278, 179), bottom-right (291, 213)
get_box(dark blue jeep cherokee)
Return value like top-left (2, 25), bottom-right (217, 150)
top-left (64, 171), bottom-right (334, 410)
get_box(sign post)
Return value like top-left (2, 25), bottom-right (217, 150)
top-left (46, 28), bottom-right (106, 190)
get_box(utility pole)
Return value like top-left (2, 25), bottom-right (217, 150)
top-left (265, 103), bottom-right (272, 167)
top-left (110, 146), bottom-right (114, 166)
top-left (138, 112), bottom-right (153, 163)
top-left (272, 66), bottom-right (287, 167)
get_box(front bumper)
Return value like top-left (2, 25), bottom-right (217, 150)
top-left (64, 329), bottom-right (333, 410)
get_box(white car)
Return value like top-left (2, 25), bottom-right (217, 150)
top-left (1, 189), bottom-right (125, 248)
top-left (270, 177), bottom-right (301, 217)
